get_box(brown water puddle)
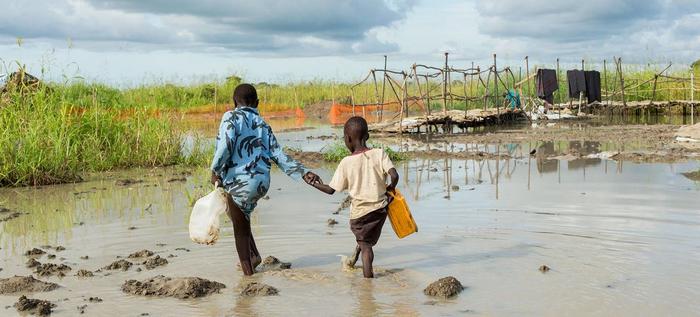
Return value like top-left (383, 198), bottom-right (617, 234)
top-left (1, 125), bottom-right (699, 316)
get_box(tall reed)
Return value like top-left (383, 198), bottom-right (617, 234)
top-left (0, 76), bottom-right (205, 186)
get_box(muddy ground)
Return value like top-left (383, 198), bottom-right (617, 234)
top-left (0, 118), bottom-right (698, 316)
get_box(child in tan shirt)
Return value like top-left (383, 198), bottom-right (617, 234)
top-left (308, 116), bottom-right (399, 278)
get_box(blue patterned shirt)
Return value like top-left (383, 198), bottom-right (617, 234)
top-left (211, 106), bottom-right (308, 214)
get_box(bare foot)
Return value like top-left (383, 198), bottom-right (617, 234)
top-left (348, 245), bottom-right (360, 267)
top-left (252, 255), bottom-right (262, 271)
top-left (341, 246), bottom-right (361, 271)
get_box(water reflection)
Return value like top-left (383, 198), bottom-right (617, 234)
top-left (0, 138), bottom-right (698, 316)
top-left (351, 279), bottom-right (379, 317)
top-left (399, 142), bottom-right (698, 202)
top-left (0, 168), bottom-right (198, 253)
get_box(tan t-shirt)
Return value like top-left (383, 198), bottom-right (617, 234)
top-left (328, 148), bottom-right (395, 219)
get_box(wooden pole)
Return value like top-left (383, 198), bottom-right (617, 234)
top-left (426, 75), bottom-right (432, 117)
top-left (380, 55), bottom-right (387, 121)
top-left (525, 56), bottom-right (531, 112)
top-left (443, 52), bottom-right (448, 115)
top-left (603, 59), bottom-right (608, 106)
top-left (470, 61), bottom-right (475, 114)
top-left (482, 66), bottom-right (489, 111)
top-left (463, 73), bottom-right (468, 118)
top-left (578, 91), bottom-right (583, 114)
top-left (371, 72), bottom-right (380, 122)
top-left (650, 74), bottom-right (658, 107)
top-left (412, 64), bottom-right (428, 123)
top-left (518, 66), bottom-right (522, 83)
top-left (399, 72), bottom-right (407, 134)
top-left (494, 54), bottom-right (499, 119)
top-left (691, 71), bottom-right (695, 125)
top-left (617, 57), bottom-right (626, 107)
top-left (581, 59), bottom-right (584, 113)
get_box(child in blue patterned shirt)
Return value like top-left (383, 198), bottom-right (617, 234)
top-left (211, 83), bottom-right (317, 275)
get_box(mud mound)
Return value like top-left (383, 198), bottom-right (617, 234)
top-left (103, 259), bottom-right (133, 271)
top-left (142, 255), bottom-right (168, 269)
top-left (25, 248), bottom-right (46, 257)
top-left (0, 207), bottom-right (22, 222)
top-left (306, 134), bottom-right (337, 141)
top-left (34, 263), bottom-right (72, 277)
top-left (682, 170), bottom-right (700, 182)
top-left (539, 265), bottom-right (551, 273)
top-left (75, 269), bottom-right (94, 277)
top-left (240, 282), bottom-right (278, 297)
top-left (0, 276), bottom-right (59, 295)
top-left (26, 258), bottom-right (41, 268)
top-left (610, 151), bottom-right (689, 163)
top-left (676, 123), bottom-right (700, 140)
top-left (128, 250), bottom-right (154, 258)
top-left (121, 275), bottom-right (225, 299)
top-left (14, 295), bottom-right (55, 316)
top-left (423, 276), bottom-right (464, 298)
top-left (258, 256), bottom-right (291, 272)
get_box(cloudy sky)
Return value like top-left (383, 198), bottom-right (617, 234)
top-left (1, 0), bottom-right (698, 84)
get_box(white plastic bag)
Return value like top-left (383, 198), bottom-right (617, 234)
top-left (189, 184), bottom-right (228, 245)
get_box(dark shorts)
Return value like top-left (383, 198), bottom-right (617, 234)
top-left (349, 207), bottom-right (388, 246)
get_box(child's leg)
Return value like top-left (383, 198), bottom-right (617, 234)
top-left (358, 242), bottom-right (374, 278)
top-left (249, 235), bottom-right (261, 269)
top-left (226, 194), bottom-right (256, 276)
top-left (346, 244), bottom-right (361, 267)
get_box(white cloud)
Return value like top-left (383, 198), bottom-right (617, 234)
top-left (1, 0), bottom-right (698, 83)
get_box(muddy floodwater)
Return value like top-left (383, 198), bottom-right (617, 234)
top-left (1, 122), bottom-right (699, 316)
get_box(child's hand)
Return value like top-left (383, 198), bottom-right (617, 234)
top-left (211, 171), bottom-right (222, 186)
top-left (303, 171), bottom-right (322, 185)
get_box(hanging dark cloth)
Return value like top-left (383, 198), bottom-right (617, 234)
top-left (536, 69), bottom-right (558, 104)
top-left (567, 70), bottom-right (586, 98)
top-left (584, 70), bottom-right (601, 103)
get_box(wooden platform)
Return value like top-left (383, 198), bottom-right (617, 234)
top-left (369, 108), bottom-right (528, 133)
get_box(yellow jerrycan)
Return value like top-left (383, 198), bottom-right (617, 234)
top-left (386, 189), bottom-right (417, 239)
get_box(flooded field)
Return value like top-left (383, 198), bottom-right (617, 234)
top-left (1, 121), bottom-right (699, 316)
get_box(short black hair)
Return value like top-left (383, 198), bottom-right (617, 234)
top-left (233, 83), bottom-right (258, 106)
top-left (344, 116), bottom-right (369, 140)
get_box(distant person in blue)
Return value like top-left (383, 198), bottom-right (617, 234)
top-left (211, 83), bottom-right (317, 275)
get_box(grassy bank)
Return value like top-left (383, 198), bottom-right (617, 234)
top-left (0, 77), bottom-right (209, 186)
top-left (4, 62), bottom-right (696, 115)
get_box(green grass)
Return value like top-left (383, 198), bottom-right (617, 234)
top-left (321, 141), bottom-right (406, 162)
top-left (0, 72), bottom-right (209, 186)
top-left (1, 60), bottom-right (695, 186)
top-left (5, 61), bottom-right (697, 114)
